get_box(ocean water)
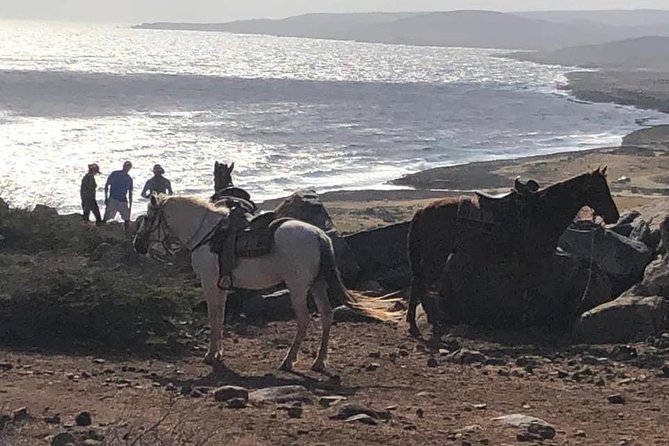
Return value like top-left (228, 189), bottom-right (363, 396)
top-left (0, 20), bottom-right (667, 216)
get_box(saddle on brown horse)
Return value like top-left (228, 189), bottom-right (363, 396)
top-left (209, 208), bottom-right (293, 286)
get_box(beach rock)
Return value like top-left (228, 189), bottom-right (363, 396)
top-left (274, 190), bottom-right (359, 285)
top-left (608, 394), bottom-right (626, 404)
top-left (345, 414), bottom-right (378, 425)
top-left (575, 294), bottom-right (669, 343)
top-left (214, 385), bottom-right (249, 402)
top-left (446, 349), bottom-right (487, 365)
top-left (638, 257), bottom-right (669, 298)
top-left (12, 407), bottom-right (28, 422)
top-left (226, 398), bottom-right (247, 409)
top-left (344, 222), bottom-right (411, 289)
top-left (318, 396), bottom-right (347, 408)
top-left (248, 385), bottom-right (313, 404)
top-left (32, 204), bottom-right (58, 218)
top-left (559, 222), bottom-right (653, 294)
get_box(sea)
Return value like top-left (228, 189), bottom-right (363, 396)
top-left (1, 20), bottom-right (667, 216)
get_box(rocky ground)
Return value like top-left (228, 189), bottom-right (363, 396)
top-left (2, 322), bottom-right (668, 446)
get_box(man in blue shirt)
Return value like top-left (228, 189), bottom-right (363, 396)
top-left (104, 160), bottom-right (133, 233)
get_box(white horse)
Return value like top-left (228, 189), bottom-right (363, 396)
top-left (133, 194), bottom-right (396, 372)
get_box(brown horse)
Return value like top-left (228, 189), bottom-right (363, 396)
top-left (406, 167), bottom-right (620, 337)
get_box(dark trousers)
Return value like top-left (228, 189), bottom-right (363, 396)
top-left (82, 199), bottom-right (102, 223)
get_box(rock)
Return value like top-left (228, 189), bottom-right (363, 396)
top-left (214, 385), bottom-right (249, 402)
top-left (75, 411), bottom-right (92, 427)
top-left (575, 294), bottom-right (669, 343)
top-left (559, 222), bottom-right (653, 294)
top-left (494, 414), bottom-right (555, 435)
top-left (333, 305), bottom-right (379, 323)
top-left (318, 396), bottom-right (347, 408)
top-left (610, 345), bottom-right (638, 361)
top-left (517, 430), bottom-right (543, 442)
top-left (32, 204), bottom-right (58, 218)
top-left (44, 414), bottom-right (61, 424)
top-left (426, 357), bottom-right (438, 368)
top-left (365, 363), bottom-right (380, 371)
top-left (527, 421), bottom-right (557, 439)
top-left (345, 414), bottom-right (378, 425)
top-left (248, 385), bottom-right (313, 404)
top-left (446, 349), bottom-right (487, 365)
top-left (660, 362), bottom-right (669, 378)
top-left (344, 222), bottom-right (411, 289)
top-left (0, 362), bottom-right (12, 371)
top-left (0, 414), bottom-right (11, 430)
top-left (226, 398), bottom-right (247, 409)
top-left (274, 190), bottom-right (359, 285)
top-left (331, 404), bottom-right (391, 421)
top-left (12, 407), bottom-right (28, 422)
top-left (51, 432), bottom-right (76, 446)
top-left (608, 394), bottom-right (626, 404)
top-left (284, 406), bottom-right (303, 419)
top-left (83, 440), bottom-right (101, 446)
top-left (575, 430), bottom-right (587, 438)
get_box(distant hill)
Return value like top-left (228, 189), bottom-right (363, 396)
top-left (517, 9), bottom-right (669, 27)
top-left (510, 36), bottom-right (669, 71)
top-left (134, 10), bottom-right (669, 51)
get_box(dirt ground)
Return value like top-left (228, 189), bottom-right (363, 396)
top-left (2, 319), bottom-right (668, 446)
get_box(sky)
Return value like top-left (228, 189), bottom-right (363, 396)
top-left (1, 0), bottom-right (668, 23)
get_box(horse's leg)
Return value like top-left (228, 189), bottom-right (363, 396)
top-left (278, 283), bottom-right (310, 372)
top-left (407, 217), bottom-right (424, 337)
top-left (200, 262), bottom-right (228, 365)
top-left (310, 279), bottom-right (332, 373)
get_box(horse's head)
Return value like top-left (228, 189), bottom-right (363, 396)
top-left (582, 166), bottom-right (620, 224)
top-left (133, 194), bottom-right (168, 255)
top-left (214, 161), bottom-right (234, 192)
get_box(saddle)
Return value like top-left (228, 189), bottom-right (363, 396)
top-left (209, 207), bottom-right (293, 286)
top-left (475, 177), bottom-right (540, 206)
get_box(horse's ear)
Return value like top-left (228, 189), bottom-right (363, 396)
top-left (214, 161), bottom-right (219, 169)
top-left (230, 162), bottom-right (235, 172)
top-left (601, 166), bottom-right (608, 176)
top-left (150, 194), bottom-right (158, 206)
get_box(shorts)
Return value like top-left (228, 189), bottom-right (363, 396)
top-left (104, 198), bottom-right (131, 222)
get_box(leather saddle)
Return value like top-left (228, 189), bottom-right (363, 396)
top-left (210, 206), bottom-right (293, 284)
top-left (476, 177), bottom-right (540, 206)
top-left (211, 187), bottom-right (258, 214)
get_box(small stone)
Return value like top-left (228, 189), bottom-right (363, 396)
top-left (226, 398), bottom-right (247, 409)
top-left (318, 396), bottom-right (347, 408)
top-left (249, 385), bottom-right (312, 404)
top-left (368, 351), bottom-right (381, 358)
top-left (517, 430), bottom-right (542, 442)
top-left (0, 362), bottom-right (12, 371)
top-left (12, 407), bottom-right (29, 422)
top-left (83, 440), bottom-right (101, 446)
top-left (416, 408), bottom-right (424, 418)
top-left (427, 357), bottom-right (438, 368)
top-left (345, 414), bottom-right (378, 425)
top-left (528, 421), bottom-right (556, 439)
top-left (660, 363), bottom-right (669, 378)
top-left (366, 363), bottom-right (380, 371)
top-left (51, 432), bottom-right (76, 446)
top-left (575, 430), bottom-right (587, 438)
top-left (332, 404), bottom-right (390, 421)
top-left (285, 406), bottom-right (303, 418)
top-left (607, 394), bottom-right (626, 404)
top-left (609, 345), bottom-right (637, 361)
top-left (75, 411), bottom-right (92, 426)
top-left (214, 385), bottom-right (249, 402)
top-left (446, 349), bottom-right (487, 365)
top-left (93, 359), bottom-right (105, 364)
top-left (473, 404), bottom-right (487, 410)
top-left (44, 414), bottom-right (61, 424)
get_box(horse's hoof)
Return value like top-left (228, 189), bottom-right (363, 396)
top-left (278, 361), bottom-right (293, 372)
top-left (310, 361), bottom-right (326, 373)
top-left (408, 326), bottom-right (422, 338)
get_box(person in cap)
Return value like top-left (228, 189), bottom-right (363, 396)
top-left (80, 163), bottom-right (104, 226)
top-left (104, 160), bottom-right (134, 233)
top-left (141, 164), bottom-right (173, 198)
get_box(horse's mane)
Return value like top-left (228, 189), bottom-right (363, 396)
top-left (159, 195), bottom-right (230, 216)
top-left (535, 169), bottom-right (604, 198)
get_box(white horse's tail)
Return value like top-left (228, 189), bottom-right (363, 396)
top-left (317, 235), bottom-right (403, 323)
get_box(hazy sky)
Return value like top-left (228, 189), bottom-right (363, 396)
top-left (1, 0), bottom-right (668, 23)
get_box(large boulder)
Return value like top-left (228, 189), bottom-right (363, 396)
top-left (558, 221), bottom-right (653, 295)
top-left (429, 251), bottom-right (612, 329)
top-left (344, 222), bottom-right (410, 289)
top-left (274, 190), bottom-right (359, 284)
top-left (574, 294), bottom-right (669, 343)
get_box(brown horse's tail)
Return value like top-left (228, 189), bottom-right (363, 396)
top-left (317, 234), bottom-right (402, 323)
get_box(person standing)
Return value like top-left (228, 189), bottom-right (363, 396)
top-left (80, 163), bottom-right (104, 226)
top-left (104, 160), bottom-right (133, 233)
top-left (141, 164), bottom-right (173, 198)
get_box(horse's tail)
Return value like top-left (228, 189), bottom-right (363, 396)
top-left (317, 234), bottom-right (402, 323)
